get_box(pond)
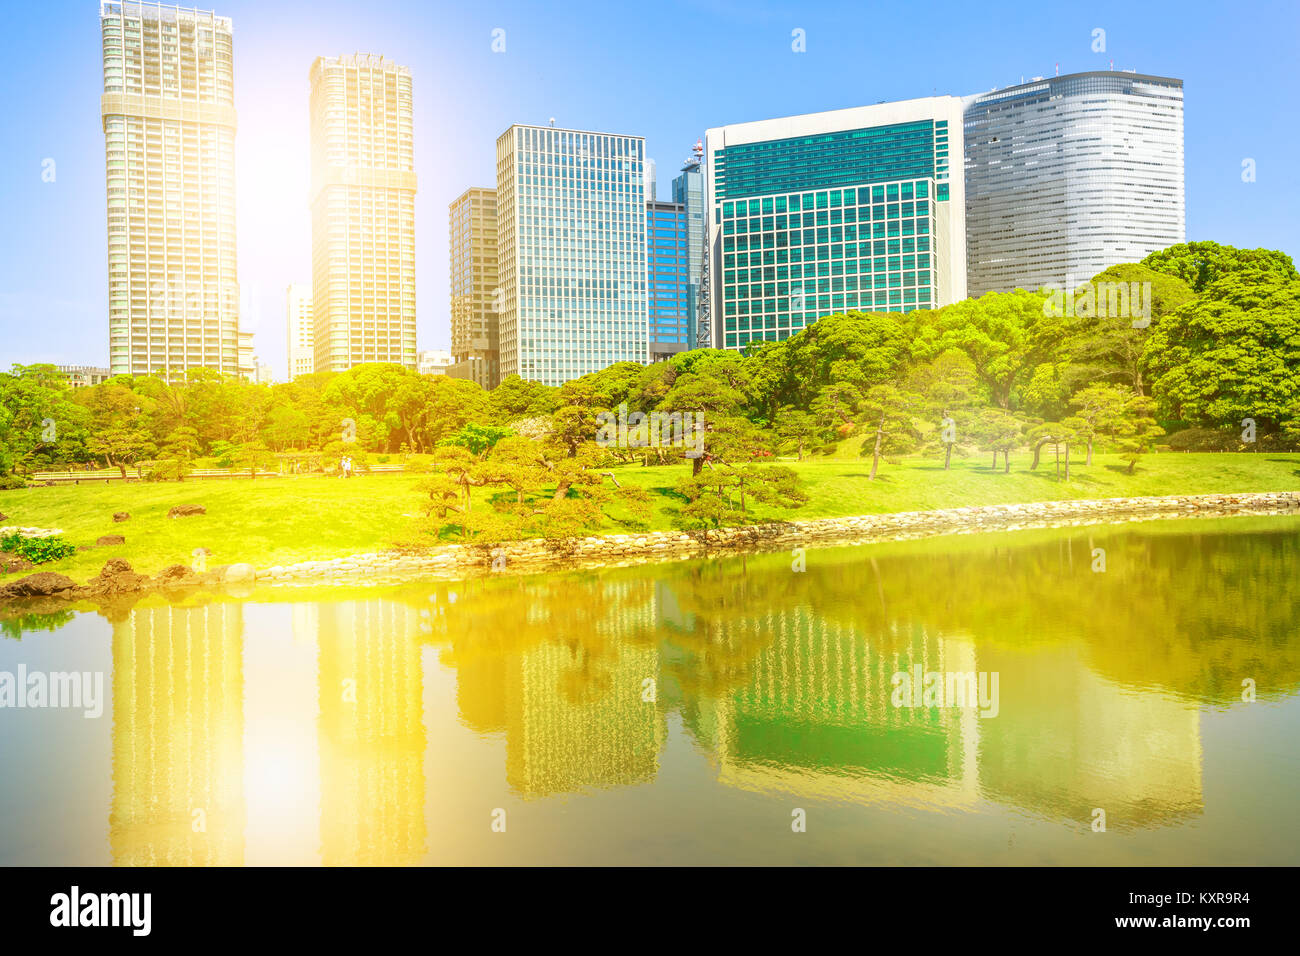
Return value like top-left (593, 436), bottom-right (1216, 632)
top-left (1, 516), bottom-right (1297, 865)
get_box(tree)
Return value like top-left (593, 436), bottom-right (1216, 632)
top-left (919, 290), bottom-right (1053, 410)
top-left (772, 406), bottom-right (823, 459)
top-left (260, 404), bottom-right (310, 451)
top-left (659, 372), bottom-right (746, 475)
top-left (439, 423), bottom-right (512, 457)
top-left (0, 365), bottom-right (87, 475)
top-left (416, 445), bottom-right (490, 537)
top-left (159, 425), bottom-right (201, 480)
top-left (1143, 270), bottom-right (1300, 431)
top-left (1115, 396), bottom-right (1165, 474)
top-left (1056, 264), bottom-right (1195, 396)
top-left (233, 439), bottom-right (274, 479)
top-left (972, 409), bottom-right (1022, 473)
top-left (1062, 383), bottom-right (1130, 465)
top-left (909, 351), bottom-right (976, 470)
top-left (857, 385), bottom-right (922, 481)
top-left (1141, 241), bottom-right (1298, 293)
top-left (488, 375), bottom-right (559, 423)
top-left (758, 311), bottom-right (910, 411)
top-left (673, 463), bottom-right (806, 531)
top-left (87, 426), bottom-right (156, 478)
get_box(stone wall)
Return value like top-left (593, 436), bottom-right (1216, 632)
top-left (252, 491), bottom-right (1300, 588)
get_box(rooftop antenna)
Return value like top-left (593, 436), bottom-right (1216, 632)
top-left (1055, 62), bottom-right (1059, 76)
top-left (548, 117), bottom-right (555, 127)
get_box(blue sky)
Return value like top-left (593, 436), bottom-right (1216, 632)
top-left (1, 0), bottom-right (1296, 376)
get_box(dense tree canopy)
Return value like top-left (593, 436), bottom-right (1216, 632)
top-left (1141, 241), bottom-right (1298, 293)
top-left (2, 242), bottom-right (1295, 509)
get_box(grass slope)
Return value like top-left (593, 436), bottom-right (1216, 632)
top-left (1, 452), bottom-right (1297, 582)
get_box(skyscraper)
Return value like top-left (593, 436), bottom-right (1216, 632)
top-left (705, 97), bottom-right (967, 351)
top-left (285, 282), bottom-right (313, 380)
top-left (963, 71), bottom-right (1185, 295)
top-left (671, 142), bottom-right (706, 348)
top-left (448, 187), bottom-right (500, 389)
top-left (100, 1), bottom-right (239, 376)
top-left (647, 200), bottom-right (690, 361)
top-left (309, 54), bottom-right (417, 373)
top-left (496, 124), bottom-right (648, 386)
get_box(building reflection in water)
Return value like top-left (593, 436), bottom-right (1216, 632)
top-left (108, 598), bottom-right (427, 865)
top-left (102, 524), bottom-right (1290, 863)
top-left (110, 603), bottom-right (246, 865)
top-left (316, 599), bottom-right (426, 865)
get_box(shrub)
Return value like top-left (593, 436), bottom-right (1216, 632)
top-left (0, 474), bottom-right (28, 491)
top-left (0, 533), bottom-right (77, 565)
top-left (1166, 427), bottom-right (1239, 452)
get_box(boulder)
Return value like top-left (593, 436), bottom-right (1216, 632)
top-left (87, 558), bottom-right (149, 595)
top-left (97, 535), bottom-right (126, 546)
top-left (155, 564), bottom-right (196, 585)
top-left (112, 512), bottom-right (130, 523)
top-left (0, 572), bottom-right (78, 598)
top-left (0, 512), bottom-right (7, 522)
top-left (222, 563), bottom-right (256, 584)
top-left (168, 505), bottom-right (206, 518)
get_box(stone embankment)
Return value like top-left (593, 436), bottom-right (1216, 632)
top-left (254, 491), bottom-right (1300, 587)
top-left (1, 491), bottom-right (1297, 603)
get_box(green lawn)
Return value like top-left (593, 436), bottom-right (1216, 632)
top-left (2, 452), bottom-right (1297, 582)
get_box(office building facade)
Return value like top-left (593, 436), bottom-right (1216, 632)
top-left (448, 187), bottom-right (500, 389)
top-left (495, 124), bottom-right (648, 386)
top-left (647, 201), bottom-right (691, 360)
top-left (964, 71), bottom-right (1185, 295)
top-left (286, 282), bottom-right (313, 379)
top-left (309, 54), bottom-right (417, 372)
top-left (100, 1), bottom-right (239, 376)
top-left (671, 143), bottom-right (706, 349)
top-left (705, 97), bottom-right (966, 351)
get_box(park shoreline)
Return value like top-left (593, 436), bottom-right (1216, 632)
top-left (2, 490), bottom-right (1298, 607)
top-left (248, 489), bottom-right (1300, 588)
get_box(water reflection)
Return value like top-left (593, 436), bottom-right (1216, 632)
top-left (110, 604), bottom-right (244, 865)
top-left (3, 517), bottom-right (1297, 864)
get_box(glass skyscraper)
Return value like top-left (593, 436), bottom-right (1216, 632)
top-left (670, 145), bottom-right (705, 348)
top-left (100, 1), bottom-right (239, 376)
top-left (448, 187), bottom-right (500, 389)
top-left (647, 201), bottom-right (690, 361)
top-left (963, 71), bottom-right (1185, 295)
top-left (495, 124), bottom-right (647, 385)
top-left (705, 98), bottom-right (967, 351)
top-left (309, 54), bottom-right (417, 372)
